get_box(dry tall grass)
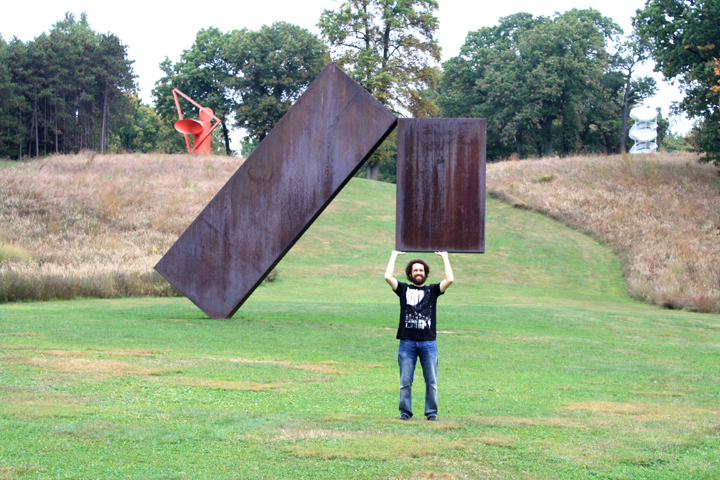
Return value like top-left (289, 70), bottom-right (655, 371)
top-left (2, 151), bottom-right (719, 313)
top-left (487, 152), bottom-right (720, 313)
top-left (0, 152), bottom-right (241, 301)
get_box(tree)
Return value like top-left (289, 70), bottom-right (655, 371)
top-left (44, 13), bottom-right (135, 154)
top-left (224, 22), bottom-right (327, 143)
top-left (319, 0), bottom-right (441, 179)
top-left (94, 33), bottom-right (135, 153)
top-left (153, 27), bottom-right (235, 155)
top-left (0, 36), bottom-right (16, 157)
top-left (655, 107), bottom-right (671, 146)
top-left (437, 9), bottom-right (620, 159)
top-left (112, 94), bottom-right (185, 153)
top-left (0, 37), bottom-right (30, 158)
top-left (522, 9), bottom-right (619, 157)
top-left (436, 13), bottom-right (543, 159)
top-left (634, 0), bottom-right (720, 164)
top-left (0, 12), bottom-right (136, 158)
top-left (583, 42), bottom-right (657, 156)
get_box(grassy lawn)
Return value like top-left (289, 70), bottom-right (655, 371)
top-left (1, 179), bottom-right (719, 479)
top-left (0, 160), bottom-right (23, 169)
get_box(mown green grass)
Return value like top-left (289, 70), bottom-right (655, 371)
top-left (1, 179), bottom-right (719, 479)
top-left (0, 160), bottom-right (25, 169)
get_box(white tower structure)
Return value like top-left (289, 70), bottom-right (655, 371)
top-left (629, 105), bottom-right (658, 153)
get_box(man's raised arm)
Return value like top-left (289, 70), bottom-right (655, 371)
top-left (435, 251), bottom-right (454, 293)
top-left (384, 250), bottom-right (405, 291)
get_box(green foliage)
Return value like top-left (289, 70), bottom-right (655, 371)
top-left (240, 137), bottom-right (259, 158)
top-left (634, 0), bottom-right (720, 164)
top-left (437, 10), bottom-right (657, 160)
top-left (224, 22), bottom-right (327, 142)
top-left (110, 94), bottom-right (184, 153)
top-left (655, 107), bottom-right (671, 148)
top-left (318, 0), bottom-right (441, 118)
top-left (660, 131), bottom-right (693, 152)
top-left (355, 131), bottom-right (397, 183)
top-left (152, 23), bottom-right (326, 152)
top-left (0, 13), bottom-right (136, 158)
top-left (608, 34), bottom-right (658, 153)
top-left (319, 0), bottom-right (440, 180)
top-left (0, 36), bottom-right (20, 158)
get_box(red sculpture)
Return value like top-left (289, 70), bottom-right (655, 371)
top-left (172, 88), bottom-right (221, 154)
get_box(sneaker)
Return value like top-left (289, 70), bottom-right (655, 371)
top-left (426, 415), bottom-right (437, 421)
top-left (399, 414), bottom-right (410, 421)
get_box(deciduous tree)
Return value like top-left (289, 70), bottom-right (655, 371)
top-left (634, 0), bottom-right (720, 164)
top-left (319, 0), bottom-right (440, 179)
top-left (611, 34), bottom-right (657, 152)
top-left (437, 9), bottom-right (622, 160)
top-left (224, 22), bottom-right (327, 143)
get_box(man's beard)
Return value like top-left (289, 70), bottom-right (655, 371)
top-left (412, 274), bottom-right (426, 286)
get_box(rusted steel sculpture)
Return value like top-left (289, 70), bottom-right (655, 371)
top-left (395, 118), bottom-right (487, 253)
top-left (155, 64), bottom-right (397, 319)
top-left (172, 88), bottom-right (221, 154)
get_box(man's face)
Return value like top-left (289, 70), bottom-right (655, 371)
top-left (411, 263), bottom-right (426, 286)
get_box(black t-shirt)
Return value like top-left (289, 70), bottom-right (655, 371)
top-left (394, 282), bottom-right (444, 341)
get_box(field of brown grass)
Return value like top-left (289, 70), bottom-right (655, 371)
top-left (487, 151), bottom-right (720, 313)
top-left (0, 152), bottom-right (241, 300)
top-left (1, 150), bottom-right (718, 313)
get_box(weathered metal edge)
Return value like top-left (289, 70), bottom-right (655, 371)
top-left (155, 63), bottom-right (399, 318)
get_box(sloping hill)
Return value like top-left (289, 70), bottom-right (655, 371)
top-left (260, 176), bottom-right (627, 308)
top-left (487, 152), bottom-right (720, 313)
top-left (0, 152), bottom-right (626, 310)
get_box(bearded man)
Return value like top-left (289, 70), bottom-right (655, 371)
top-left (384, 250), bottom-right (454, 421)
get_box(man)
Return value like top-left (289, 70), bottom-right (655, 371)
top-left (384, 250), bottom-right (454, 421)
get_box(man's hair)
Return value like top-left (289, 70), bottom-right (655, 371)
top-left (405, 258), bottom-right (430, 282)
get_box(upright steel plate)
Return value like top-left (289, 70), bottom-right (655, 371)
top-left (395, 118), bottom-right (486, 253)
top-left (155, 63), bottom-right (397, 318)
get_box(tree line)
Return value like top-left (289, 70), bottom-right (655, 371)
top-left (1, 1), bottom-right (716, 169)
top-left (436, 9), bottom-right (661, 160)
top-left (0, 13), bottom-right (137, 158)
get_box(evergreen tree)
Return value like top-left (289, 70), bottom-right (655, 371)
top-left (0, 12), bottom-right (135, 158)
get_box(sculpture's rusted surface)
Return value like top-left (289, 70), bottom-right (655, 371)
top-left (172, 88), bottom-right (221, 154)
top-left (395, 118), bottom-right (486, 253)
top-left (155, 63), bottom-right (397, 318)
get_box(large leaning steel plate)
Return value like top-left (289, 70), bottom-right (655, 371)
top-left (155, 63), bottom-right (397, 318)
top-left (395, 118), bottom-right (486, 253)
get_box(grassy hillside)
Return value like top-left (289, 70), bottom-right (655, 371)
top-left (488, 152), bottom-right (720, 313)
top-left (253, 175), bottom-right (627, 308)
top-left (2, 164), bottom-right (719, 479)
top-left (2, 151), bottom-right (718, 315)
top-left (0, 153), bottom-right (239, 300)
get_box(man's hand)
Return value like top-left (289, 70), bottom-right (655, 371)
top-left (435, 251), bottom-right (454, 293)
top-left (384, 250), bottom-right (405, 291)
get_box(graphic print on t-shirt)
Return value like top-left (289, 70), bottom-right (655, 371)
top-left (405, 287), bottom-right (431, 330)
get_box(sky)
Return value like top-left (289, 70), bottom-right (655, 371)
top-left (1, 0), bottom-right (690, 150)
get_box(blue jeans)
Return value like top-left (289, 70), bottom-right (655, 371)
top-left (398, 340), bottom-right (438, 418)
